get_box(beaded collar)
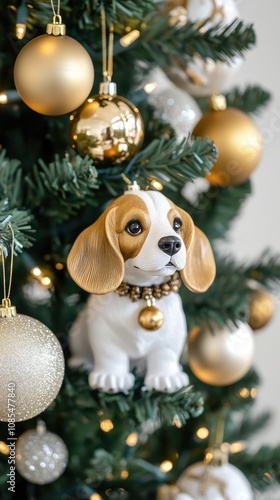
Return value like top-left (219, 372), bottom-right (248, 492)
top-left (115, 272), bottom-right (181, 302)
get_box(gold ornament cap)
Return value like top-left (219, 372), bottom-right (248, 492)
top-left (46, 15), bottom-right (66, 36)
top-left (0, 298), bottom-right (17, 318)
top-left (210, 94), bottom-right (227, 111)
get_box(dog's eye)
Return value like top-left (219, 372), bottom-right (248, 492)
top-left (173, 217), bottom-right (182, 233)
top-left (125, 219), bottom-right (143, 235)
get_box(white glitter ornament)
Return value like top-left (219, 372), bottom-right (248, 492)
top-left (146, 68), bottom-right (201, 139)
top-left (16, 421), bottom-right (68, 484)
top-left (176, 460), bottom-right (253, 500)
top-left (0, 311), bottom-right (65, 422)
top-left (165, 0), bottom-right (243, 96)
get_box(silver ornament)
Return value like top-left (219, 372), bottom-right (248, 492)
top-left (147, 68), bottom-right (201, 139)
top-left (0, 314), bottom-right (65, 422)
top-left (16, 421), bottom-right (68, 484)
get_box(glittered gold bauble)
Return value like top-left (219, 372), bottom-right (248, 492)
top-left (188, 321), bottom-right (254, 386)
top-left (16, 422), bottom-right (68, 484)
top-left (248, 289), bottom-right (275, 331)
top-left (192, 105), bottom-right (262, 186)
top-left (138, 305), bottom-right (164, 331)
top-left (0, 315), bottom-right (64, 422)
top-left (14, 34), bottom-right (94, 115)
top-left (69, 83), bottom-right (144, 165)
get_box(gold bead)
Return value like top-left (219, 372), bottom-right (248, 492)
top-left (248, 289), bottom-right (275, 331)
top-left (138, 306), bottom-right (164, 331)
top-left (192, 107), bottom-right (262, 186)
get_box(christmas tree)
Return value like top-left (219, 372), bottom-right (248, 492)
top-left (0, 0), bottom-right (280, 499)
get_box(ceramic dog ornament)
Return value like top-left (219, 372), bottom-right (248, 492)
top-left (67, 185), bottom-right (216, 393)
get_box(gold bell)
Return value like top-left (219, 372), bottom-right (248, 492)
top-left (138, 297), bottom-right (164, 331)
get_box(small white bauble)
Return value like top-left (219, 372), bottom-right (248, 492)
top-left (146, 68), bottom-right (201, 139)
top-left (176, 461), bottom-right (254, 500)
top-left (187, 0), bottom-right (238, 26)
top-left (166, 55), bottom-right (243, 97)
top-left (175, 494), bottom-right (195, 500)
top-left (165, 0), bottom-right (243, 96)
top-left (16, 422), bottom-right (68, 484)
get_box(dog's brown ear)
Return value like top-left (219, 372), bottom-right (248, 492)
top-left (67, 207), bottom-right (124, 294)
top-left (177, 208), bottom-right (216, 293)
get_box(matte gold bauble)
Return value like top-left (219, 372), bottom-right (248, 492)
top-left (248, 289), bottom-right (275, 331)
top-left (14, 34), bottom-right (94, 115)
top-left (192, 106), bottom-right (262, 186)
top-left (0, 314), bottom-right (65, 422)
top-left (69, 87), bottom-right (144, 165)
top-left (188, 321), bottom-right (254, 386)
top-left (138, 305), bottom-right (164, 331)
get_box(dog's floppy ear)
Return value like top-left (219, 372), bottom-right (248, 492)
top-left (67, 206), bottom-right (124, 294)
top-left (177, 207), bottom-right (216, 293)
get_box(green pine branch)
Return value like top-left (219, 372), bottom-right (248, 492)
top-left (231, 446), bottom-right (280, 491)
top-left (98, 137), bottom-right (217, 196)
top-left (225, 85), bottom-right (272, 114)
top-left (62, 369), bottom-right (204, 427)
top-left (181, 252), bottom-right (280, 330)
top-left (0, 151), bottom-right (99, 224)
top-left (0, 203), bottom-right (34, 255)
top-left (166, 181), bottom-right (252, 240)
top-left (136, 19), bottom-right (255, 67)
top-left (25, 155), bottom-right (99, 222)
top-left (195, 85), bottom-right (272, 114)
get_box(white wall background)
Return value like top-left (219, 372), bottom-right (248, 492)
top-left (227, 0), bottom-right (280, 448)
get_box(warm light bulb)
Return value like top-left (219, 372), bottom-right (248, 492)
top-left (120, 30), bottom-right (140, 47)
top-left (144, 82), bottom-right (158, 94)
top-left (120, 470), bottom-right (129, 479)
top-left (160, 460), bottom-right (173, 472)
top-left (0, 441), bottom-right (9, 455)
top-left (196, 427), bottom-right (209, 440)
top-left (55, 262), bottom-right (64, 270)
top-left (150, 179), bottom-right (163, 191)
top-left (15, 23), bottom-right (26, 39)
top-left (0, 93), bottom-right (8, 104)
top-left (100, 419), bottom-right (114, 432)
top-left (230, 441), bottom-right (245, 453)
top-left (31, 267), bottom-right (42, 277)
top-left (239, 387), bottom-right (250, 398)
top-left (126, 432), bottom-right (138, 446)
top-left (90, 494), bottom-right (102, 500)
top-left (41, 276), bottom-right (52, 287)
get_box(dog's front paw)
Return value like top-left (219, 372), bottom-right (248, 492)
top-left (89, 371), bottom-right (135, 393)
top-left (144, 372), bottom-right (189, 392)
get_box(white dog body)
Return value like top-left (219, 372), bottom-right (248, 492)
top-left (68, 190), bottom-right (215, 392)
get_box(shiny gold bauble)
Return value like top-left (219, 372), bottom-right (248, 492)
top-left (0, 314), bottom-right (65, 422)
top-left (14, 34), bottom-right (94, 115)
top-left (138, 305), bottom-right (164, 331)
top-left (69, 93), bottom-right (144, 165)
top-left (188, 321), bottom-right (254, 386)
top-left (248, 289), bottom-right (275, 331)
top-left (192, 107), bottom-right (262, 186)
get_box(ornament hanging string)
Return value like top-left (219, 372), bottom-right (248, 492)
top-left (101, 4), bottom-right (114, 82)
top-left (0, 224), bottom-right (15, 306)
top-left (50, 0), bottom-right (60, 18)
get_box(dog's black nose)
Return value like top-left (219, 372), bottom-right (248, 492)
top-left (158, 236), bottom-right (182, 256)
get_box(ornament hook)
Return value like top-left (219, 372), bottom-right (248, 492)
top-left (0, 224), bottom-right (17, 317)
